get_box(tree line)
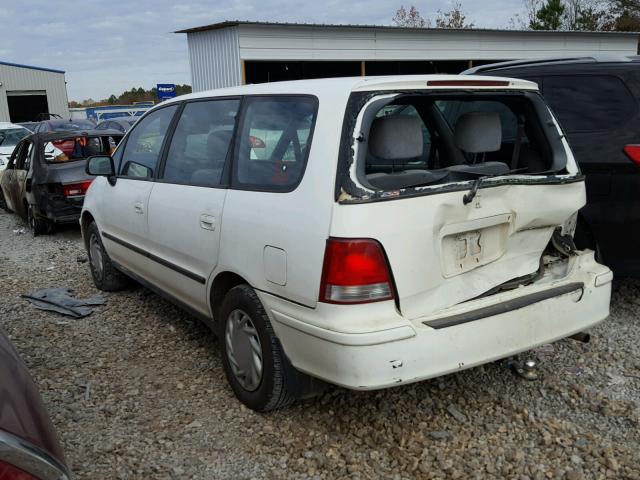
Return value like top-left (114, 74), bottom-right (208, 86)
top-left (69, 85), bottom-right (192, 108)
top-left (393, 0), bottom-right (640, 31)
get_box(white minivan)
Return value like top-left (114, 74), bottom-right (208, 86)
top-left (81, 75), bottom-right (613, 411)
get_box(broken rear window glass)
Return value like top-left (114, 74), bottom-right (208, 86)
top-left (45, 136), bottom-right (118, 163)
top-left (359, 93), bottom-right (556, 191)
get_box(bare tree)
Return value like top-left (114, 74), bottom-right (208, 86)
top-left (435, 2), bottom-right (475, 28)
top-left (393, 5), bottom-right (429, 27)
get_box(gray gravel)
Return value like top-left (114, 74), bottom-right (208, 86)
top-left (1, 210), bottom-right (639, 479)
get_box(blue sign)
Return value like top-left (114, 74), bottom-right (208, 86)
top-left (156, 84), bottom-right (177, 101)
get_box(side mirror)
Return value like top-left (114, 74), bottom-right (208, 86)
top-left (86, 155), bottom-right (116, 185)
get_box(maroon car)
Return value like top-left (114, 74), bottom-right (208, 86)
top-left (0, 328), bottom-right (69, 479)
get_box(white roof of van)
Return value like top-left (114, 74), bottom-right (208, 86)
top-left (164, 74), bottom-right (538, 105)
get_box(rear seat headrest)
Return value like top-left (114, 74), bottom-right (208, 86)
top-left (454, 112), bottom-right (502, 153)
top-left (369, 115), bottom-right (423, 160)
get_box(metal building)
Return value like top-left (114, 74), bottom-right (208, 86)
top-left (0, 61), bottom-right (70, 122)
top-left (176, 21), bottom-right (640, 92)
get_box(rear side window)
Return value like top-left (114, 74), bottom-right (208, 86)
top-left (120, 105), bottom-right (178, 179)
top-left (543, 75), bottom-right (637, 133)
top-left (233, 96), bottom-right (317, 191)
top-left (162, 99), bottom-right (239, 187)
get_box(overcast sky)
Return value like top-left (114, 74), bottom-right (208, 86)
top-left (0, 0), bottom-right (524, 101)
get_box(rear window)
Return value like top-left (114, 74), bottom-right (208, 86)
top-left (233, 96), bottom-right (318, 192)
top-left (353, 92), bottom-right (561, 192)
top-left (543, 75), bottom-right (637, 133)
top-left (45, 136), bottom-right (120, 163)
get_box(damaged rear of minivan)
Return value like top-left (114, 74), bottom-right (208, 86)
top-left (275, 77), bottom-right (612, 390)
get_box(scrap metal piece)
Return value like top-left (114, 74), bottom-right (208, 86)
top-left (22, 287), bottom-right (104, 318)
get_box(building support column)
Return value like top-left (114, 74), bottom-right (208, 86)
top-left (361, 61), bottom-right (366, 76)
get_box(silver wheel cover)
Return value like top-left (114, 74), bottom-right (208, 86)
top-left (225, 309), bottom-right (263, 391)
top-left (89, 234), bottom-right (104, 279)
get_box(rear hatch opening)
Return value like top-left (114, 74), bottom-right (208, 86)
top-left (331, 85), bottom-right (587, 321)
top-left (336, 89), bottom-right (580, 203)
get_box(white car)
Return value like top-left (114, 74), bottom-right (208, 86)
top-left (81, 75), bottom-right (612, 411)
top-left (0, 122), bottom-right (31, 171)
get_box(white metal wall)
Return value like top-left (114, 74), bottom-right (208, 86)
top-left (188, 27), bottom-right (241, 92)
top-left (185, 24), bottom-right (639, 91)
top-left (237, 25), bottom-right (639, 61)
top-left (0, 64), bottom-right (69, 122)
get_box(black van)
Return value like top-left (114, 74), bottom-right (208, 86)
top-left (465, 56), bottom-right (640, 276)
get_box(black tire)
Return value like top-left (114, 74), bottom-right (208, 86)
top-left (86, 221), bottom-right (129, 291)
top-left (219, 284), bottom-right (296, 412)
top-left (28, 205), bottom-right (51, 236)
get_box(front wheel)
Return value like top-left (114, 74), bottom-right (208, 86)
top-left (86, 221), bottom-right (129, 291)
top-left (219, 284), bottom-right (296, 412)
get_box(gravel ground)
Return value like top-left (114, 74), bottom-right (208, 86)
top-left (1, 209), bottom-right (639, 480)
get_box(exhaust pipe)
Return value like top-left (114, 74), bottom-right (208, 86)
top-left (569, 332), bottom-right (590, 343)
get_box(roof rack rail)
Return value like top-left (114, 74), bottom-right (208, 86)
top-left (462, 55), bottom-right (633, 74)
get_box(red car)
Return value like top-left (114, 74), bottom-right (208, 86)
top-left (0, 328), bottom-right (69, 479)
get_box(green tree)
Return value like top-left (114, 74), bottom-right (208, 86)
top-left (606, 0), bottom-right (640, 30)
top-left (530, 0), bottom-right (566, 29)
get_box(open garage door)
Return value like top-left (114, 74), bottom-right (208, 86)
top-left (7, 90), bottom-right (49, 122)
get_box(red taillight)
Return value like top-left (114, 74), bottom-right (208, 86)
top-left (427, 79), bottom-right (510, 87)
top-left (249, 135), bottom-right (266, 148)
top-left (63, 180), bottom-right (93, 197)
top-left (624, 145), bottom-right (640, 166)
top-left (0, 460), bottom-right (38, 480)
top-left (51, 139), bottom-right (75, 156)
top-left (319, 238), bottom-right (395, 304)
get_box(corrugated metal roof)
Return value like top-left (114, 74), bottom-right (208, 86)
top-left (175, 20), bottom-right (640, 36)
top-left (0, 60), bottom-right (64, 74)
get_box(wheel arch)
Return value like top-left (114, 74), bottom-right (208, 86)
top-left (209, 271), bottom-right (251, 324)
top-left (80, 210), bottom-right (95, 247)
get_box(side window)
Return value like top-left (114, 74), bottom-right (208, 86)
top-left (544, 75), bottom-right (637, 133)
top-left (15, 141), bottom-right (32, 170)
top-left (234, 96), bottom-right (317, 191)
top-left (120, 105), bottom-right (178, 179)
top-left (23, 143), bottom-right (34, 171)
top-left (162, 99), bottom-right (239, 187)
top-left (441, 100), bottom-right (523, 141)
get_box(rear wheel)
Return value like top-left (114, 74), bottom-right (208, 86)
top-left (219, 284), bottom-right (296, 412)
top-left (86, 221), bottom-right (129, 291)
top-left (28, 205), bottom-right (51, 236)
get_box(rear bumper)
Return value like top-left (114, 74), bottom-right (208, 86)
top-left (38, 193), bottom-right (83, 223)
top-left (259, 251), bottom-right (612, 390)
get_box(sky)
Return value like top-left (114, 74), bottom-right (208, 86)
top-left (0, 0), bottom-right (524, 102)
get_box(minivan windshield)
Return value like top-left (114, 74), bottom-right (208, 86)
top-left (356, 92), bottom-right (562, 192)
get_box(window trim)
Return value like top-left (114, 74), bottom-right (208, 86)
top-left (155, 95), bottom-right (242, 190)
top-left (230, 94), bottom-right (319, 194)
top-left (116, 103), bottom-right (181, 182)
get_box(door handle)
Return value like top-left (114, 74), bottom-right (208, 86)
top-left (134, 202), bottom-right (144, 214)
top-left (200, 214), bottom-right (216, 231)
